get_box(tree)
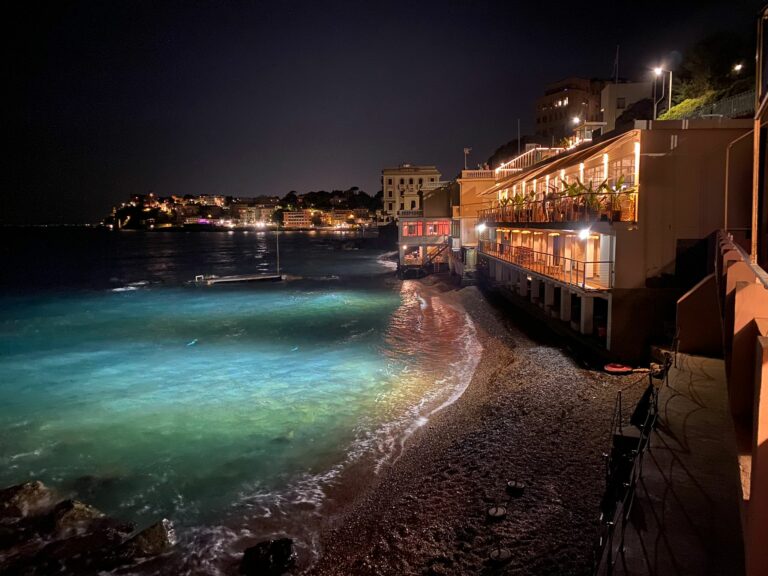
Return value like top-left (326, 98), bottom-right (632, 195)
top-left (675, 31), bottom-right (754, 102)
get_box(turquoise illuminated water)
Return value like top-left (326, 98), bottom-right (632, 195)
top-left (0, 229), bottom-right (480, 572)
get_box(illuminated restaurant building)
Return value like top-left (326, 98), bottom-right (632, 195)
top-left (477, 120), bottom-right (753, 360)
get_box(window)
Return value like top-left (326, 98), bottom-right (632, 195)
top-left (410, 200), bottom-right (416, 209)
top-left (399, 178), bottom-right (404, 185)
top-left (400, 203), bottom-right (404, 211)
top-left (425, 221), bottom-right (450, 236)
top-left (584, 165), bottom-right (602, 187)
top-left (616, 97), bottom-right (626, 109)
top-left (387, 178), bottom-right (393, 185)
top-left (403, 222), bottom-right (423, 236)
top-left (418, 178), bottom-right (423, 185)
top-left (429, 178), bottom-right (435, 182)
top-left (388, 203), bottom-right (393, 210)
top-left (409, 178), bottom-right (413, 185)
top-left (388, 191), bottom-right (392, 197)
top-left (609, 155), bottom-right (636, 187)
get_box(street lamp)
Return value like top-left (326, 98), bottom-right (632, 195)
top-left (733, 63), bottom-right (744, 73)
top-left (652, 66), bottom-right (673, 119)
top-left (572, 116), bottom-right (581, 125)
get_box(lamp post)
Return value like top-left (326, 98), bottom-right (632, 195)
top-left (653, 67), bottom-right (673, 118)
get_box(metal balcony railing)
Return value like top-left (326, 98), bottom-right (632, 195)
top-left (479, 193), bottom-right (637, 225)
top-left (479, 240), bottom-right (613, 290)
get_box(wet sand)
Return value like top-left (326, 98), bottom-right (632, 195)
top-left (307, 280), bottom-right (645, 576)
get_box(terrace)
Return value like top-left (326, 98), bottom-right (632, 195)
top-left (479, 239), bottom-right (612, 291)
top-left (481, 131), bottom-right (640, 227)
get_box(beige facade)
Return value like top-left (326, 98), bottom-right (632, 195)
top-left (600, 81), bottom-right (653, 133)
top-left (381, 164), bottom-right (441, 221)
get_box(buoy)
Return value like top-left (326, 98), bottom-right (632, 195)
top-left (506, 480), bottom-right (525, 497)
top-left (487, 506), bottom-right (506, 520)
top-left (489, 547), bottom-right (512, 565)
top-left (604, 363), bottom-right (633, 375)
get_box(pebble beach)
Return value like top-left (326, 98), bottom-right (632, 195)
top-left (308, 280), bottom-right (645, 576)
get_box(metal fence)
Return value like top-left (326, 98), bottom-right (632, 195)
top-left (689, 89), bottom-right (755, 119)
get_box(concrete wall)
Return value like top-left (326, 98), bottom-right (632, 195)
top-left (638, 121), bottom-right (752, 281)
top-left (456, 176), bottom-right (494, 247)
top-left (601, 82), bottom-right (652, 133)
top-left (676, 273), bottom-right (723, 356)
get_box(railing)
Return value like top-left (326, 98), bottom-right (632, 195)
top-left (690, 89), bottom-right (755, 119)
top-left (479, 192), bottom-right (637, 225)
top-left (479, 240), bottom-right (613, 290)
top-left (460, 169), bottom-right (495, 179)
top-left (494, 146), bottom-right (565, 179)
top-left (398, 210), bottom-right (423, 217)
top-left (593, 360), bottom-right (668, 575)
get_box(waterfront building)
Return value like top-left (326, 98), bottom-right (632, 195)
top-left (600, 81), bottom-right (653, 134)
top-left (283, 210), bottom-right (314, 228)
top-left (477, 119), bottom-right (753, 361)
top-left (381, 163), bottom-right (442, 222)
top-left (397, 183), bottom-right (451, 275)
top-left (535, 77), bottom-right (605, 142)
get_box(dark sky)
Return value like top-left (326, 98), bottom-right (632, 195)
top-left (5, 0), bottom-right (762, 224)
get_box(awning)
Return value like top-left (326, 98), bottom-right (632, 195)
top-left (481, 130), bottom-right (639, 196)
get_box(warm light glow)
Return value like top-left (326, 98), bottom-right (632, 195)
top-left (548, 232), bottom-right (560, 236)
top-left (578, 229), bottom-right (590, 240)
top-left (476, 223), bottom-right (487, 232)
top-left (653, 67), bottom-right (663, 76)
top-left (572, 116), bottom-right (580, 125)
top-left (733, 63), bottom-right (743, 72)
top-left (603, 153), bottom-right (609, 181)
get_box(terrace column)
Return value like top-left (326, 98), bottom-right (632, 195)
top-left (495, 262), bottom-right (503, 282)
top-left (531, 278), bottom-right (541, 303)
top-left (580, 296), bottom-right (594, 335)
top-left (544, 282), bottom-right (555, 308)
top-left (518, 274), bottom-right (529, 298)
top-left (560, 289), bottom-right (572, 322)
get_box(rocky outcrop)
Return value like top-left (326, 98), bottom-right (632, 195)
top-left (0, 480), bottom-right (175, 575)
top-left (49, 499), bottom-right (104, 536)
top-left (119, 518), bottom-right (176, 558)
top-left (239, 538), bottom-right (297, 576)
top-left (0, 481), bottom-right (55, 519)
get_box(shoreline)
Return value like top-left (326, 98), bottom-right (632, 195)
top-left (306, 276), bottom-right (645, 576)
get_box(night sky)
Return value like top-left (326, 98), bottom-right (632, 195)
top-left (5, 0), bottom-right (762, 224)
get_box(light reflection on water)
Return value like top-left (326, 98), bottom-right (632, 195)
top-left (0, 230), bottom-right (481, 572)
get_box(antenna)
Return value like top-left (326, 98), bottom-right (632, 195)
top-left (614, 45), bottom-right (620, 83)
top-left (463, 147), bottom-right (472, 170)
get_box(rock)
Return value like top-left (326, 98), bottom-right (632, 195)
top-left (0, 481), bottom-right (54, 519)
top-left (121, 518), bottom-right (176, 558)
top-left (239, 538), bottom-right (297, 576)
top-left (49, 499), bottom-right (103, 536)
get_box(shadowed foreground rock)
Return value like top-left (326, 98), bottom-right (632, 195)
top-left (0, 482), bottom-right (55, 519)
top-left (0, 481), bottom-right (175, 575)
top-left (240, 538), bottom-right (297, 576)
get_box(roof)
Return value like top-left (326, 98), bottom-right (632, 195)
top-left (480, 130), bottom-right (639, 196)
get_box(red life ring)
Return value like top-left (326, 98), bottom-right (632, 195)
top-left (605, 363), bottom-right (633, 375)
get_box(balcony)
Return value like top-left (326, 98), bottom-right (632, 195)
top-left (479, 191), bottom-right (637, 226)
top-left (460, 169), bottom-right (495, 179)
top-left (479, 240), bottom-right (612, 291)
top-left (398, 210), bottom-right (423, 218)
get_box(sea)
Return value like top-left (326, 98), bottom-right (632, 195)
top-left (0, 227), bottom-right (481, 574)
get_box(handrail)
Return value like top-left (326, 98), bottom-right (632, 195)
top-left (479, 240), bottom-right (613, 290)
